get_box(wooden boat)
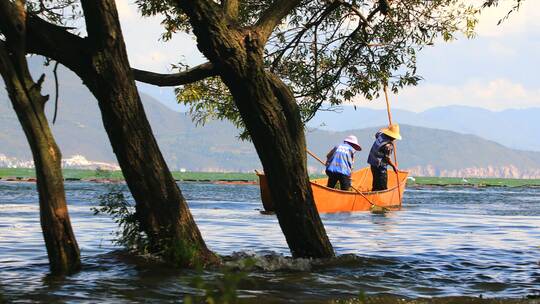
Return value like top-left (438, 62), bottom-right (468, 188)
top-left (257, 167), bottom-right (408, 213)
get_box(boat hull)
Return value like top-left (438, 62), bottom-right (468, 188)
top-left (257, 167), bottom-right (408, 213)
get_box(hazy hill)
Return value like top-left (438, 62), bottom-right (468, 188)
top-left (306, 126), bottom-right (540, 178)
top-left (1, 57), bottom-right (540, 177)
top-left (309, 105), bottom-right (540, 151)
top-left (0, 57), bottom-right (259, 171)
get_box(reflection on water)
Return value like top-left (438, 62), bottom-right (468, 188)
top-left (1, 181), bottom-right (539, 302)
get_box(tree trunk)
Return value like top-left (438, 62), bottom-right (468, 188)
top-left (178, 1), bottom-right (334, 258)
top-left (229, 70), bottom-right (335, 258)
top-left (17, 0), bottom-right (217, 267)
top-left (60, 0), bottom-right (216, 266)
top-left (0, 43), bottom-right (80, 274)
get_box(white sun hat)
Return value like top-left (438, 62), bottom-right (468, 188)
top-left (343, 135), bottom-right (362, 151)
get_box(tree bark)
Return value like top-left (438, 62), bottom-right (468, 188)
top-left (79, 0), bottom-right (217, 266)
top-left (21, 0), bottom-right (218, 266)
top-left (0, 42), bottom-right (80, 274)
top-left (177, 0), bottom-right (334, 258)
top-left (132, 62), bottom-right (217, 87)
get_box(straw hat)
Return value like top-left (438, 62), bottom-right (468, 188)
top-left (343, 135), bottom-right (362, 151)
top-left (381, 124), bottom-right (402, 140)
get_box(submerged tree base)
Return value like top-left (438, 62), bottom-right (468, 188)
top-left (93, 187), bottom-right (220, 268)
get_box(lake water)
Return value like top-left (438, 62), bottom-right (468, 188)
top-left (0, 181), bottom-right (539, 303)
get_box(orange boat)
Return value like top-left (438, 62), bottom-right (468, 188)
top-left (257, 167), bottom-right (408, 213)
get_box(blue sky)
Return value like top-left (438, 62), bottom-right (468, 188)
top-left (117, 0), bottom-right (540, 113)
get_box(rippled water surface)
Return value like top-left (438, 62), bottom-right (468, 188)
top-left (0, 181), bottom-right (539, 303)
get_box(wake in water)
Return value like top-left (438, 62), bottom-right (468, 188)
top-left (222, 251), bottom-right (399, 273)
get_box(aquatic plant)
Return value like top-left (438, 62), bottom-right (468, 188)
top-left (184, 259), bottom-right (255, 304)
top-left (164, 237), bottom-right (203, 267)
top-left (92, 188), bottom-right (220, 267)
top-left (92, 187), bottom-right (150, 254)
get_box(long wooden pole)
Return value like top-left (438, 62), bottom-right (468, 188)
top-left (306, 149), bottom-right (327, 167)
top-left (383, 85), bottom-right (393, 125)
top-left (383, 85), bottom-right (402, 203)
top-left (306, 149), bottom-right (381, 208)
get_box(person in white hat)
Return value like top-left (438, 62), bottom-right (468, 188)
top-left (367, 124), bottom-right (401, 191)
top-left (325, 135), bottom-right (362, 190)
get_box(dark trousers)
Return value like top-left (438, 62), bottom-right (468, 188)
top-left (326, 171), bottom-right (352, 190)
top-left (371, 165), bottom-right (388, 191)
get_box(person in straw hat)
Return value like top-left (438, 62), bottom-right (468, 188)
top-left (325, 135), bottom-right (362, 190)
top-left (367, 124), bottom-right (401, 191)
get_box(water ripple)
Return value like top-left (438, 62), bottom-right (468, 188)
top-left (1, 181), bottom-right (539, 302)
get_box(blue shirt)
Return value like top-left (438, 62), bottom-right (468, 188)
top-left (326, 142), bottom-right (355, 176)
top-left (367, 132), bottom-right (393, 172)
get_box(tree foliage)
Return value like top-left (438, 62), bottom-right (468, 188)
top-left (136, 0), bottom-right (478, 134)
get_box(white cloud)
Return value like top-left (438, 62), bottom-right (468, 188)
top-left (486, 41), bottom-right (517, 57)
top-left (352, 1), bottom-right (540, 112)
top-left (117, 1), bottom-right (204, 72)
top-left (113, 0), bottom-right (539, 114)
top-left (352, 79), bottom-right (540, 112)
top-left (116, 0), bottom-right (135, 20)
top-left (474, 0), bottom-right (540, 37)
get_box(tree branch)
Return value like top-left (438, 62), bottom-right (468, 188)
top-left (255, 0), bottom-right (303, 43)
top-left (52, 61), bottom-right (60, 124)
top-left (335, 0), bottom-right (372, 29)
top-left (25, 14), bottom-right (90, 75)
top-left (270, 1), bottom-right (341, 71)
top-left (132, 62), bottom-right (217, 87)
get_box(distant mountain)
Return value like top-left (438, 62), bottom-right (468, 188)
top-left (308, 105), bottom-right (540, 152)
top-left (1, 57), bottom-right (540, 178)
top-left (0, 57), bottom-right (260, 172)
top-left (306, 126), bottom-right (540, 178)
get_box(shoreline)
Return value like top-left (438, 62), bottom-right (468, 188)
top-left (1, 175), bottom-right (540, 188)
top-left (1, 168), bottom-right (540, 187)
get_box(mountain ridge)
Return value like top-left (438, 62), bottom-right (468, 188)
top-left (308, 105), bottom-right (540, 151)
top-left (0, 57), bottom-right (539, 178)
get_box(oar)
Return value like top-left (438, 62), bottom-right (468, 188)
top-left (384, 85), bottom-right (403, 204)
top-left (391, 142), bottom-right (402, 204)
top-left (306, 149), bottom-right (384, 211)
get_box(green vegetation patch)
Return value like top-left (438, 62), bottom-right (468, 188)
top-left (0, 168), bottom-right (36, 178)
top-left (2, 168), bottom-right (540, 187)
top-left (171, 171), bottom-right (257, 181)
top-left (0, 168), bottom-right (256, 181)
top-left (0, 168), bottom-right (124, 180)
top-left (409, 176), bottom-right (540, 187)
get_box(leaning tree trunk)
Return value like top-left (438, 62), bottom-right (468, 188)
top-left (229, 71), bottom-right (334, 258)
top-left (0, 43), bottom-right (80, 274)
top-left (179, 1), bottom-right (334, 258)
top-left (21, 0), bottom-right (216, 266)
top-left (14, 0), bottom-right (217, 267)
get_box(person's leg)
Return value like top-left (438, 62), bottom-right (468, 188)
top-left (339, 173), bottom-right (352, 190)
top-left (371, 166), bottom-right (387, 191)
top-left (380, 170), bottom-right (388, 190)
top-left (326, 171), bottom-right (339, 189)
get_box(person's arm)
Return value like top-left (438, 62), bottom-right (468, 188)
top-left (387, 158), bottom-right (398, 172)
top-left (326, 147), bottom-right (336, 165)
top-left (383, 144), bottom-right (398, 172)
